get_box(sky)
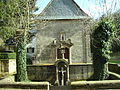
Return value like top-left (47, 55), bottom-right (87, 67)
top-left (34, 0), bottom-right (120, 19)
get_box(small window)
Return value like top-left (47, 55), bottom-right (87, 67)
top-left (57, 48), bottom-right (69, 59)
top-left (1, 60), bottom-right (9, 72)
top-left (27, 47), bottom-right (35, 53)
top-left (60, 32), bottom-right (66, 41)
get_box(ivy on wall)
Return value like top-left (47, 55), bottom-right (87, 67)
top-left (16, 36), bottom-right (28, 81)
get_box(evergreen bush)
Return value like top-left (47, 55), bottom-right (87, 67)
top-left (92, 16), bottom-right (116, 80)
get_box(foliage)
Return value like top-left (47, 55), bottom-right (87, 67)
top-left (0, 0), bottom-right (36, 41)
top-left (0, 0), bottom-right (19, 41)
top-left (0, 27), bottom-right (15, 40)
top-left (111, 12), bottom-right (120, 53)
top-left (15, 0), bottom-right (37, 82)
top-left (93, 17), bottom-right (116, 62)
top-left (15, 0), bottom-right (36, 82)
top-left (113, 13), bottom-right (120, 31)
top-left (0, 0), bottom-right (37, 82)
top-left (92, 16), bottom-right (116, 80)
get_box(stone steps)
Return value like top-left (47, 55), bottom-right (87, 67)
top-left (0, 82), bottom-right (49, 90)
top-left (50, 86), bottom-right (71, 90)
top-left (0, 88), bottom-right (43, 90)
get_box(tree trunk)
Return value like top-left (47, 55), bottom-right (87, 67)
top-left (93, 60), bottom-right (109, 80)
top-left (16, 36), bottom-right (28, 82)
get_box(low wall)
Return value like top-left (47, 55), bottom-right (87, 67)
top-left (70, 64), bottom-right (93, 81)
top-left (0, 82), bottom-right (49, 90)
top-left (71, 80), bottom-right (120, 89)
top-left (27, 64), bottom-right (93, 84)
top-left (27, 65), bottom-right (56, 84)
top-left (109, 63), bottom-right (120, 74)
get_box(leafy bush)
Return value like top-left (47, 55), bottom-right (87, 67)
top-left (93, 17), bottom-right (116, 63)
top-left (92, 17), bottom-right (116, 80)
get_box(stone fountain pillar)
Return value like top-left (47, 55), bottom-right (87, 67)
top-left (55, 59), bottom-right (70, 86)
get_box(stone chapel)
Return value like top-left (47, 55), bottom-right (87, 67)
top-left (27, 0), bottom-right (93, 86)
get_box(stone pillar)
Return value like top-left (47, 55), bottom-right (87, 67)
top-left (61, 67), bottom-right (66, 86)
top-left (82, 29), bottom-right (87, 63)
top-left (0, 61), bottom-right (1, 73)
top-left (69, 48), bottom-right (71, 64)
top-left (55, 66), bottom-right (59, 86)
top-left (55, 48), bottom-right (57, 60)
top-left (86, 35), bottom-right (92, 63)
top-left (66, 66), bottom-right (70, 85)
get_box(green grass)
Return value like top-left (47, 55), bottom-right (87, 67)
top-left (109, 55), bottom-right (120, 64)
top-left (109, 60), bottom-right (120, 64)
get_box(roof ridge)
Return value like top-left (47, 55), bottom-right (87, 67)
top-left (72, 0), bottom-right (89, 16)
top-left (37, 0), bottom-right (53, 17)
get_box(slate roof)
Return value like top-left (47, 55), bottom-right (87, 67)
top-left (36, 0), bottom-right (90, 20)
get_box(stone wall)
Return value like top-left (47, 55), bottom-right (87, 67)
top-left (69, 64), bottom-right (93, 81)
top-left (0, 82), bottom-right (49, 90)
top-left (27, 64), bottom-right (93, 83)
top-left (71, 80), bottom-right (120, 89)
top-left (0, 59), bottom-right (16, 74)
top-left (34, 19), bottom-right (92, 64)
top-left (27, 65), bottom-right (56, 84)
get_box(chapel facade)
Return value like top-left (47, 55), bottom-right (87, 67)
top-left (27, 0), bottom-right (93, 85)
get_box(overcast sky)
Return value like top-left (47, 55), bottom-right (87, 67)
top-left (34, 0), bottom-right (120, 19)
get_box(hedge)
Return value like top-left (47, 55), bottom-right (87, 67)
top-left (0, 52), bottom-right (16, 59)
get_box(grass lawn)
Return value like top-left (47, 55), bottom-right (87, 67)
top-left (109, 60), bottom-right (120, 64)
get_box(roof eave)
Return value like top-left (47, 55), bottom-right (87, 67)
top-left (35, 16), bottom-right (91, 20)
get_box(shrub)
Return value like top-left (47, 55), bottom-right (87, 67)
top-left (0, 52), bottom-right (16, 59)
